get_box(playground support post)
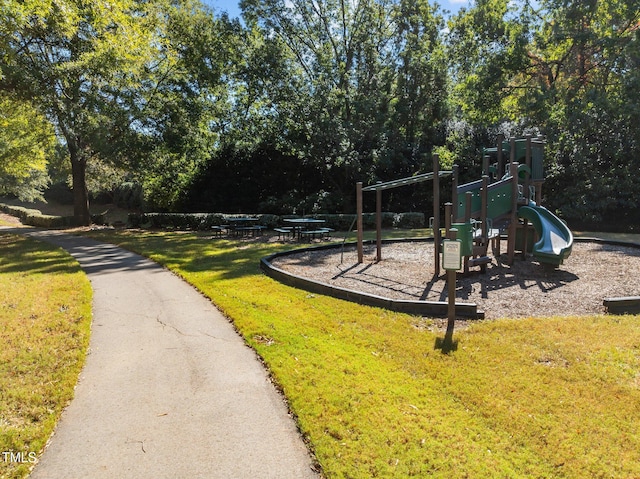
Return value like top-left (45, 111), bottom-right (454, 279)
top-left (376, 188), bottom-right (382, 262)
top-left (497, 133), bottom-right (505, 178)
top-left (525, 135), bottom-right (532, 199)
top-left (356, 182), bottom-right (363, 263)
top-left (451, 164), bottom-right (459, 222)
top-left (433, 154), bottom-right (441, 277)
top-left (510, 137), bottom-right (516, 164)
top-left (481, 175), bottom-right (489, 240)
top-left (507, 162), bottom-right (519, 264)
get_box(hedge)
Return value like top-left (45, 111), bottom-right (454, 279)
top-left (128, 211), bottom-right (425, 231)
top-left (1, 204), bottom-right (426, 231)
top-left (0, 203), bottom-right (75, 228)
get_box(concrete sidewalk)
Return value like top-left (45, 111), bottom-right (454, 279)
top-left (14, 230), bottom-right (320, 479)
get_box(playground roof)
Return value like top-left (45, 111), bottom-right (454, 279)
top-left (362, 171), bottom-right (452, 192)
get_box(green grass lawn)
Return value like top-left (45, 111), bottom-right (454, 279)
top-left (82, 229), bottom-right (640, 479)
top-left (0, 234), bottom-right (92, 479)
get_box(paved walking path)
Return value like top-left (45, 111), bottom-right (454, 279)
top-left (6, 230), bottom-right (319, 479)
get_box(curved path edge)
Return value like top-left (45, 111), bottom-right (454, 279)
top-left (1, 228), bottom-right (320, 479)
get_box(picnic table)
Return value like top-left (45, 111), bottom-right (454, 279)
top-left (283, 218), bottom-right (331, 241)
top-left (226, 217), bottom-right (265, 237)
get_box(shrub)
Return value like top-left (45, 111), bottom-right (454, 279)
top-left (127, 213), bottom-right (146, 228)
top-left (24, 213), bottom-right (70, 228)
top-left (258, 214), bottom-right (280, 229)
top-left (393, 212), bottom-right (425, 228)
top-left (125, 211), bottom-right (426, 231)
top-left (114, 182), bottom-right (143, 209)
top-left (0, 202), bottom-right (72, 227)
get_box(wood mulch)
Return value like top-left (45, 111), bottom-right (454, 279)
top-left (270, 240), bottom-right (640, 319)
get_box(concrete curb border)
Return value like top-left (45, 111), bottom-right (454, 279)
top-left (573, 238), bottom-right (640, 315)
top-left (261, 238), bottom-right (484, 319)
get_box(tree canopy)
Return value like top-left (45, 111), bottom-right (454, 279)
top-left (1, 0), bottom-right (638, 229)
top-left (0, 0), bottom-right (181, 224)
top-left (0, 94), bottom-right (55, 200)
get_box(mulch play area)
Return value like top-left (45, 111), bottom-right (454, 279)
top-left (270, 239), bottom-right (640, 319)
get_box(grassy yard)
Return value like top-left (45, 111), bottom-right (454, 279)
top-left (0, 234), bottom-right (92, 479)
top-left (82, 229), bottom-right (640, 479)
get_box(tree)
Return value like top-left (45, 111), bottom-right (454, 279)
top-left (136, 7), bottom-right (242, 211)
top-left (0, 0), bottom-right (170, 224)
top-left (0, 94), bottom-right (55, 201)
top-left (446, 0), bottom-right (640, 228)
top-left (446, 0), bottom-right (532, 125)
top-left (240, 0), bottom-right (448, 212)
top-left (527, 0), bottom-right (640, 227)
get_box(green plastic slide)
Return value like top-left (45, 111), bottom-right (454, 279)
top-left (517, 204), bottom-right (573, 266)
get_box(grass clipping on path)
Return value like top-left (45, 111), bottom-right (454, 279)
top-left (0, 234), bottom-right (92, 479)
top-left (89, 231), bottom-right (640, 478)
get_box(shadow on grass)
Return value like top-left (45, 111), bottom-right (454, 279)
top-left (86, 230), bottom-right (295, 281)
top-left (434, 318), bottom-right (459, 354)
top-left (0, 233), bottom-right (81, 276)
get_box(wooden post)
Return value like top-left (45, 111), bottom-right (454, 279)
top-left (445, 228), bottom-right (458, 345)
top-left (507, 162), bottom-right (518, 264)
top-left (376, 188), bottom-right (382, 262)
top-left (522, 135), bottom-right (532, 259)
top-left (452, 164), bottom-right (459, 222)
top-left (356, 182), bottom-right (363, 263)
top-left (481, 175), bottom-right (489, 241)
top-left (433, 154), bottom-right (441, 277)
top-left (497, 133), bottom-right (504, 178)
top-left (510, 136), bottom-right (516, 164)
top-left (464, 191), bottom-right (472, 274)
top-left (445, 202), bottom-right (452, 233)
top-left (525, 135), bottom-right (532, 203)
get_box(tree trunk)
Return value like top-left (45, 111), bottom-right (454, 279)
top-left (69, 145), bottom-right (91, 226)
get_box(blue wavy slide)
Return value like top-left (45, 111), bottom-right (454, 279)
top-left (517, 204), bottom-right (573, 266)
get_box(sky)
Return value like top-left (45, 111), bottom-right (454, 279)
top-left (205, 0), bottom-right (471, 20)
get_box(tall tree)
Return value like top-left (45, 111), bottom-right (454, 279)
top-left (240, 0), bottom-right (448, 211)
top-left (446, 0), bottom-right (532, 124)
top-left (0, 94), bottom-right (55, 200)
top-left (133, 6), bottom-right (242, 211)
top-left (0, 0), bottom-right (170, 224)
top-left (446, 0), bottom-right (640, 227)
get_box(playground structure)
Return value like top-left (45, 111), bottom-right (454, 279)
top-left (355, 134), bottom-right (574, 275)
top-left (355, 154), bottom-right (451, 276)
top-left (449, 134), bottom-right (573, 272)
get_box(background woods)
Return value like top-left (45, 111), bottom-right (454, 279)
top-left (1, 0), bottom-right (639, 229)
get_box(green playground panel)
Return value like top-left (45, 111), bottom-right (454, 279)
top-left (531, 143), bottom-right (544, 180)
top-left (451, 222), bottom-right (474, 257)
top-left (457, 177), bottom-right (513, 221)
top-left (502, 139), bottom-right (544, 181)
top-left (486, 180), bottom-right (512, 219)
top-left (456, 180), bottom-right (483, 219)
